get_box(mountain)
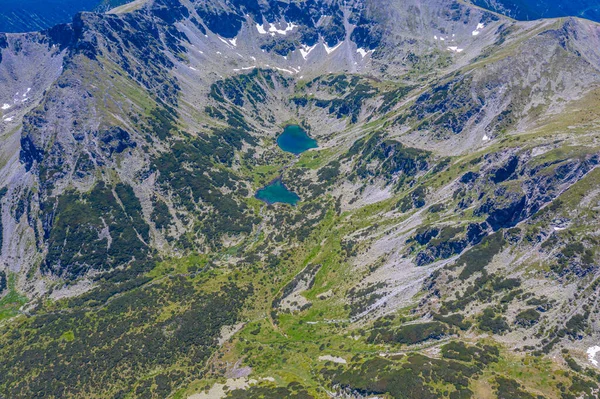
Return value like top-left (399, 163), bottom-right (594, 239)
top-left (1, 0), bottom-right (600, 398)
top-left (0, 0), bottom-right (130, 32)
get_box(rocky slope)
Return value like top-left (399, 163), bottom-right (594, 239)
top-left (1, 0), bottom-right (600, 398)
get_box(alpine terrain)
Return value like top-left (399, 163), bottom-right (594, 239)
top-left (2, 0), bottom-right (600, 398)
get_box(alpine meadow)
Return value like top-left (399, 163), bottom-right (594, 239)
top-left (2, 0), bottom-right (600, 398)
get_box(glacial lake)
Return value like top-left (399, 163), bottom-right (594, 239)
top-left (276, 124), bottom-right (318, 155)
top-left (255, 179), bottom-right (300, 205)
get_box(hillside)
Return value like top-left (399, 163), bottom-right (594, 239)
top-left (1, 0), bottom-right (600, 398)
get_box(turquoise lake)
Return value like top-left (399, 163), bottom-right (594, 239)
top-left (276, 125), bottom-right (318, 155)
top-left (255, 179), bottom-right (300, 205)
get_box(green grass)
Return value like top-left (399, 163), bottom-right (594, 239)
top-left (147, 254), bottom-right (209, 278)
top-left (295, 148), bottom-right (334, 170)
top-left (0, 273), bottom-right (28, 322)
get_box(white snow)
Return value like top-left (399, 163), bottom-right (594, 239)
top-left (256, 23), bottom-right (267, 34)
top-left (218, 37), bottom-right (232, 47)
top-left (300, 43), bottom-right (318, 59)
top-left (3, 117), bottom-right (13, 122)
top-left (274, 66), bottom-right (295, 74)
top-left (318, 355), bottom-right (347, 364)
top-left (434, 35), bottom-right (438, 40)
top-left (553, 226), bottom-right (566, 231)
top-left (229, 38), bottom-right (237, 47)
top-left (472, 23), bottom-right (485, 36)
top-left (447, 46), bottom-right (464, 53)
top-left (440, 37), bottom-right (445, 41)
top-left (356, 48), bottom-right (370, 57)
top-left (482, 134), bottom-right (490, 141)
top-left (199, 50), bottom-right (204, 54)
top-left (588, 346), bottom-right (600, 367)
top-left (324, 41), bottom-right (343, 54)
top-left (1, 104), bottom-right (10, 110)
top-left (268, 22), bottom-right (297, 36)
top-left (189, 66), bottom-right (198, 71)
top-left (233, 66), bottom-right (256, 71)
top-left (22, 88), bottom-right (31, 97)
top-left (216, 51), bottom-right (222, 55)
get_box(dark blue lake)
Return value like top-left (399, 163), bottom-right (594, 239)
top-left (276, 125), bottom-right (318, 155)
top-left (255, 179), bottom-right (300, 205)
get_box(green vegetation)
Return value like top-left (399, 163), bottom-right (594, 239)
top-left (3, 8), bottom-right (600, 399)
top-left (0, 265), bottom-right (252, 398)
top-left (42, 181), bottom-right (150, 279)
top-left (369, 321), bottom-right (451, 345)
top-left (225, 383), bottom-right (314, 399)
top-left (477, 308), bottom-right (510, 334)
top-left (457, 233), bottom-right (506, 280)
top-left (0, 274), bottom-right (27, 321)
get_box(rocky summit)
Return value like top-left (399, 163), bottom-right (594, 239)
top-left (1, 0), bottom-right (600, 398)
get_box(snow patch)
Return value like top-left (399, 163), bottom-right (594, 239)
top-left (1, 104), bottom-right (10, 110)
top-left (300, 43), bottom-right (318, 59)
top-left (3, 117), bottom-right (13, 122)
top-left (318, 355), bottom-right (347, 364)
top-left (588, 346), bottom-right (600, 367)
top-left (472, 23), bottom-right (485, 36)
top-left (218, 36), bottom-right (237, 49)
top-left (356, 48), bottom-right (371, 57)
top-left (233, 66), bottom-right (256, 72)
top-left (268, 22), bottom-right (297, 36)
top-left (256, 23), bottom-right (267, 34)
top-left (274, 66), bottom-right (295, 74)
top-left (189, 66), bottom-right (198, 71)
top-left (324, 41), bottom-right (343, 54)
top-left (447, 46), bottom-right (463, 53)
top-left (482, 134), bottom-right (490, 141)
